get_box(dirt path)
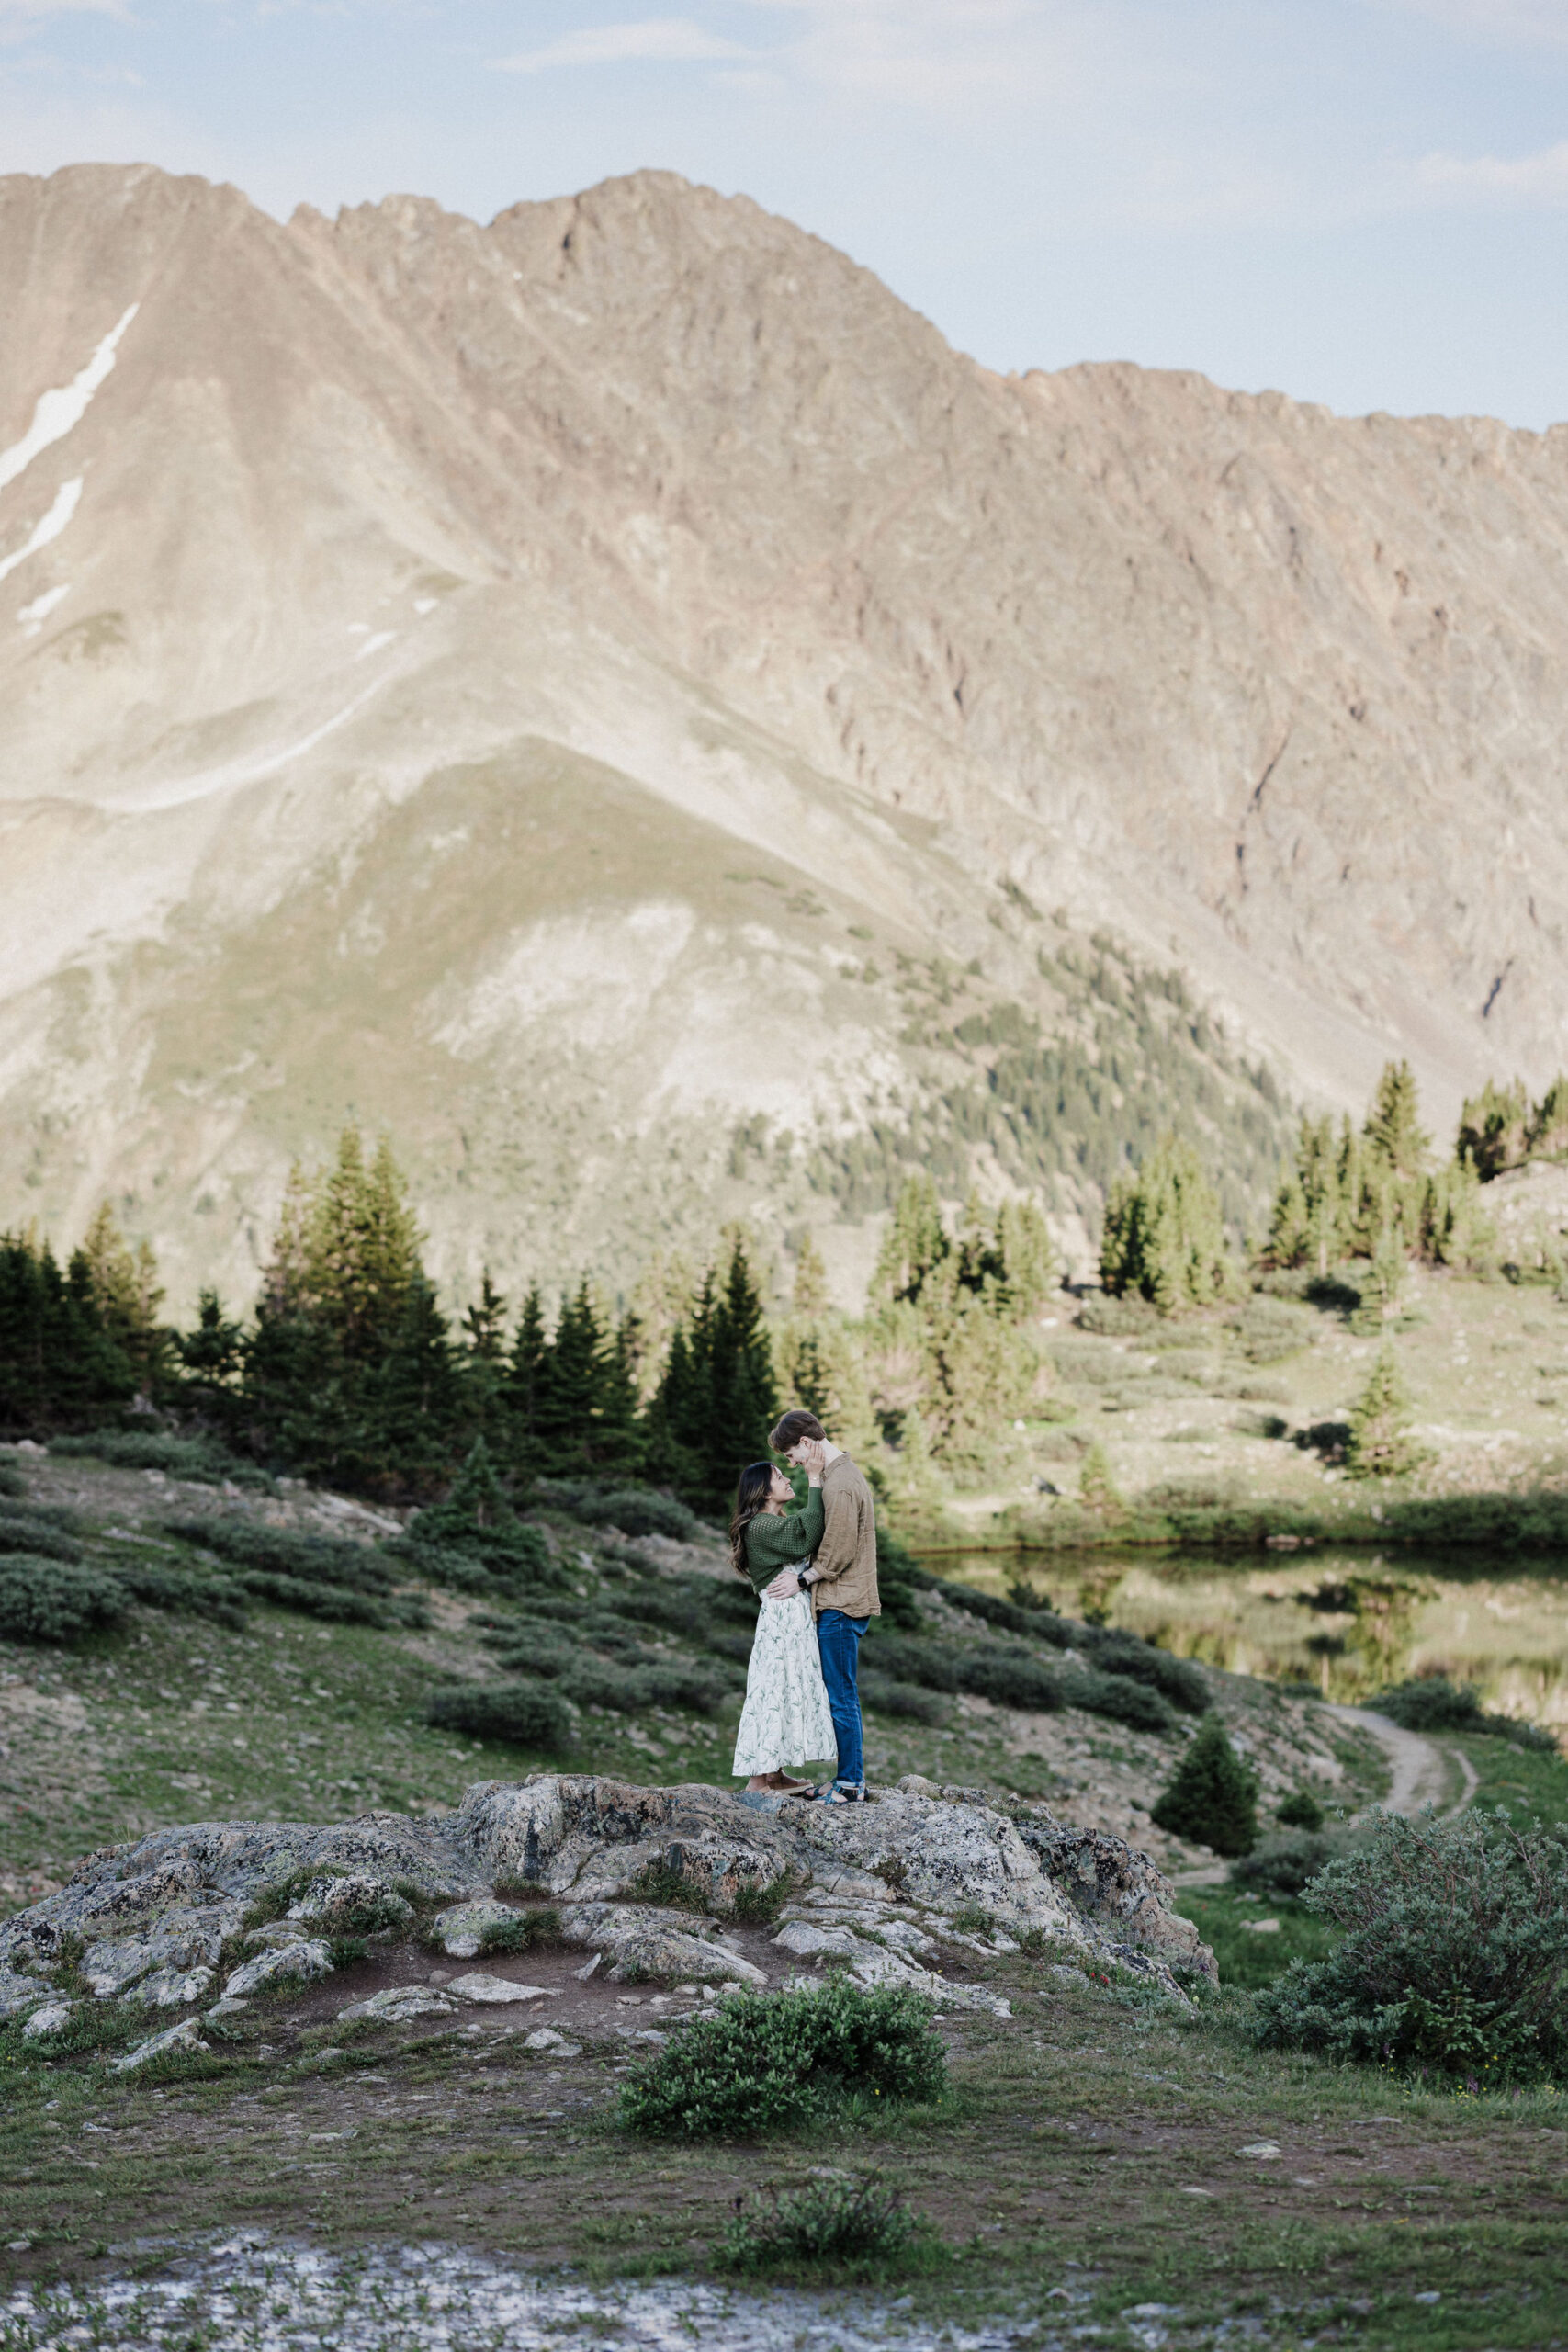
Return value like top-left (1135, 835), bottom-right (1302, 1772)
top-left (1328, 1706), bottom-right (1477, 1822)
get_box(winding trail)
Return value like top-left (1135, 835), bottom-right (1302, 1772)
top-left (1327, 1706), bottom-right (1478, 1823)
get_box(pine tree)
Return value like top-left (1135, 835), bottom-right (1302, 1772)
top-left (873, 1176), bottom-right (950, 1307)
top-left (704, 1235), bottom-right (779, 1498)
top-left (460, 1269), bottom-right (508, 1435)
top-left (502, 1284), bottom-right (549, 1472)
top-left (646, 1321), bottom-right (706, 1496)
top-left (367, 1274), bottom-right (463, 1492)
top-left (1345, 1347), bottom-right (1428, 1478)
top-left (792, 1233), bottom-right (830, 1318)
top-left (1077, 1440), bottom-right (1123, 1518)
top-left (0, 1230), bottom-right (135, 1433)
top-left (1457, 1078), bottom-right (1529, 1180)
top-left (1529, 1077), bottom-right (1568, 1163)
top-left (993, 1197), bottom-right (1057, 1318)
top-left (593, 1314), bottom-right (646, 1478)
top-left (305, 1125), bottom-right (421, 1359)
top-left (536, 1280), bottom-right (604, 1470)
top-left (1150, 1713), bottom-right (1258, 1856)
top-left (77, 1203), bottom-right (167, 1392)
top-left (1364, 1060), bottom-right (1430, 1181)
top-left (1100, 1138), bottom-right (1233, 1311)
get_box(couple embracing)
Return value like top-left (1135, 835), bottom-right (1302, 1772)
top-left (728, 1408), bottom-right (879, 1806)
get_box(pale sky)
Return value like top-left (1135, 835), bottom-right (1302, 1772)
top-left (6, 0), bottom-right (1568, 426)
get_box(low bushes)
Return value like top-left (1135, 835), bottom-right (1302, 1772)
top-left (1254, 1809), bottom-right (1568, 2080)
top-left (424, 1679), bottom-right (574, 1753)
top-left (164, 1517), bottom-right (426, 1627)
top-left (536, 1481), bottom-right (702, 1543)
top-left (50, 1430), bottom-right (270, 1486)
top-left (0, 1555), bottom-right (129, 1643)
top-left (1079, 1627), bottom-right (1208, 1715)
top-left (1229, 1829), bottom-right (1344, 1900)
top-left (0, 1509), bottom-right (85, 1564)
top-left (619, 1981), bottom-right (946, 2137)
top-left (716, 2172), bottom-right (945, 2277)
top-left (1062, 1667), bottom-right (1177, 1735)
top-left (1372, 1677), bottom-right (1561, 1753)
top-left (859, 1674), bottom-right (950, 1726)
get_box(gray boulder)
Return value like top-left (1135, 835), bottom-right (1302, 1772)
top-left (124, 1963), bottom-right (216, 2009)
top-left (20, 1999), bottom-right (73, 2040)
top-left (337, 1985), bottom-right (455, 2024)
top-left (429, 1899), bottom-right (522, 1958)
top-left (114, 2016), bottom-right (207, 2072)
top-left (285, 1875), bottom-right (414, 1937)
top-left (558, 1903), bottom-right (767, 1985)
top-left (0, 1773), bottom-right (1213, 2019)
top-left (1012, 1813), bottom-right (1217, 1984)
top-left (0, 1968), bottom-right (51, 2021)
top-left (222, 1939), bottom-right (333, 1999)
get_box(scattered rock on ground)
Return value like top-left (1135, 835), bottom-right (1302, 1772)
top-left (337, 1986), bottom-right (456, 2025)
top-left (429, 1899), bottom-right (522, 1958)
top-left (445, 1973), bottom-right (555, 2006)
top-left (223, 1939), bottom-right (333, 1999)
top-left (113, 2016), bottom-right (206, 2071)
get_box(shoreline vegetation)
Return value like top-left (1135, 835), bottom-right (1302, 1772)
top-left (6, 1057), bottom-right (1568, 1575)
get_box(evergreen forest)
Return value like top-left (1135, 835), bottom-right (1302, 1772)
top-left (3, 1049), bottom-right (1564, 1514)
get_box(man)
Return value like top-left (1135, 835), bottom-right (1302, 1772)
top-left (770, 1407), bottom-right (879, 1804)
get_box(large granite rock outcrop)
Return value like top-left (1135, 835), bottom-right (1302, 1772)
top-left (0, 1774), bottom-right (1213, 2015)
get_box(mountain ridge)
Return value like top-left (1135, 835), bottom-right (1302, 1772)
top-left (4, 163), bottom-right (1565, 1310)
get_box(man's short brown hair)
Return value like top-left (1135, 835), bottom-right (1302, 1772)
top-left (771, 1408), bottom-right (826, 1451)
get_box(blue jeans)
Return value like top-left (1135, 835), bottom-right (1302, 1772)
top-left (816, 1609), bottom-right (868, 1787)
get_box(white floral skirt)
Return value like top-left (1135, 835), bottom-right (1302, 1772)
top-left (731, 1591), bottom-right (839, 1777)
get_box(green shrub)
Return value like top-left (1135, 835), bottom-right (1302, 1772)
top-left (873, 1530), bottom-right (928, 1632)
top-left (953, 1645), bottom-right (1064, 1713)
top-left (0, 1462), bottom-right (24, 1498)
top-left (1066, 1667), bottom-right (1177, 1735)
top-left (1229, 1830), bottom-right (1342, 1899)
top-left (934, 1579), bottom-right (1036, 1636)
top-left (1277, 1789), bottom-right (1326, 1831)
top-left (383, 1538), bottom-right (502, 1595)
top-left (1254, 1810), bottom-right (1568, 2079)
top-left (478, 1907), bottom-right (562, 1955)
top-left (860, 1674), bottom-right (950, 1726)
top-left (560, 1659), bottom-right (728, 1716)
top-left (1080, 1627), bottom-right (1208, 1714)
top-left (1150, 1713), bottom-right (1259, 1855)
top-left (558, 1485), bottom-right (700, 1542)
top-left (51, 1430), bottom-right (269, 1485)
top-left (164, 1516), bottom-right (396, 1592)
top-left (110, 1558), bottom-right (248, 1629)
top-left (728, 1871), bottom-right (798, 1928)
top-left (0, 1510), bottom-right (85, 1564)
top-left (716, 2172), bottom-right (945, 2277)
top-left (865, 1634), bottom-right (962, 1693)
top-left (0, 1555), bottom-right (129, 1643)
top-left (232, 1570), bottom-right (413, 1628)
top-left (1372, 1677), bottom-right (1561, 1752)
top-left (619, 1982), bottom-right (946, 2137)
top-left (424, 1679), bottom-right (574, 1753)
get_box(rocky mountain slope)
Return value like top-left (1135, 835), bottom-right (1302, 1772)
top-left (6, 163), bottom-right (1568, 1307)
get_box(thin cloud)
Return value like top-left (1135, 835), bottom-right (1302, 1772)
top-left (491, 17), bottom-right (750, 74)
top-left (0, 0), bottom-right (130, 18)
top-left (1414, 139), bottom-right (1568, 204)
top-left (1371, 0), bottom-right (1568, 44)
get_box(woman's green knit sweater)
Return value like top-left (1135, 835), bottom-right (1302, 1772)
top-left (739, 1487), bottom-right (825, 1600)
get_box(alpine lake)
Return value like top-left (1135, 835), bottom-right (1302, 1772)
top-left (918, 1544), bottom-right (1568, 1736)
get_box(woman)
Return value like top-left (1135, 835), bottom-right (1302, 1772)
top-left (729, 1443), bottom-right (838, 1794)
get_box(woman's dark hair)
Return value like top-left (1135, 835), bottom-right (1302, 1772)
top-left (728, 1461), bottom-right (774, 1583)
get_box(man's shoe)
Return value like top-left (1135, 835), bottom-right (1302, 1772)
top-left (834, 1780), bottom-right (869, 1804)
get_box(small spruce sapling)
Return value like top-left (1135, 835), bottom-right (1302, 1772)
top-left (1150, 1712), bottom-right (1258, 1856)
top-left (1345, 1348), bottom-right (1428, 1478)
